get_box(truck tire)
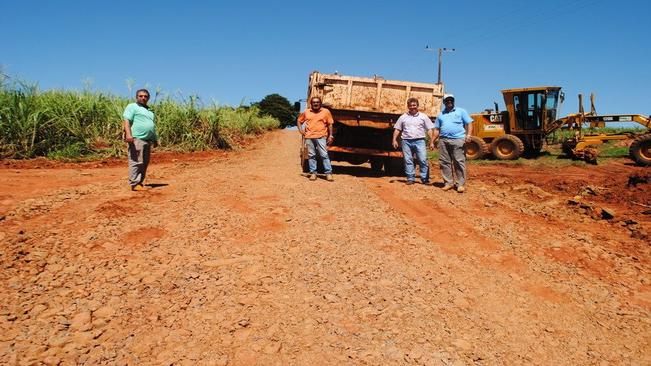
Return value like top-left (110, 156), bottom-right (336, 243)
top-left (384, 157), bottom-right (404, 176)
top-left (465, 136), bottom-right (489, 160)
top-left (300, 142), bottom-right (309, 173)
top-left (301, 158), bottom-right (309, 173)
top-left (629, 134), bottom-right (651, 166)
top-left (491, 134), bottom-right (524, 160)
top-left (370, 158), bottom-right (384, 173)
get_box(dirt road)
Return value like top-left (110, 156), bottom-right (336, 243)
top-left (1, 130), bottom-right (649, 365)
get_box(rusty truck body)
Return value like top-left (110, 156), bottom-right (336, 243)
top-left (301, 71), bottom-right (444, 174)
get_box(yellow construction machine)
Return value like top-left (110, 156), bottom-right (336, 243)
top-left (556, 94), bottom-right (651, 165)
top-left (466, 86), bottom-right (563, 160)
top-left (466, 88), bottom-right (650, 166)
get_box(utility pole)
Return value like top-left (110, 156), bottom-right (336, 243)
top-left (425, 46), bottom-right (455, 84)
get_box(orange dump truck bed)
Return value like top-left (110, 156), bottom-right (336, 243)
top-left (307, 71), bottom-right (444, 128)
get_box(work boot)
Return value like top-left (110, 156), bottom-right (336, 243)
top-left (131, 184), bottom-right (144, 191)
top-left (326, 174), bottom-right (334, 182)
top-left (309, 173), bottom-right (317, 181)
top-left (441, 184), bottom-right (454, 191)
top-left (406, 180), bottom-right (415, 185)
top-left (456, 185), bottom-right (466, 193)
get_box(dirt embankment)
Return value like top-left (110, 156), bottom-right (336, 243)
top-left (0, 130), bottom-right (649, 365)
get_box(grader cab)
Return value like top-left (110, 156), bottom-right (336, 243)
top-left (466, 86), bottom-right (563, 160)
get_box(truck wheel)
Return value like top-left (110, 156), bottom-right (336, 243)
top-left (384, 157), bottom-right (404, 176)
top-left (300, 142), bottom-right (309, 173)
top-left (629, 134), bottom-right (651, 166)
top-left (370, 158), bottom-right (384, 173)
top-left (491, 135), bottom-right (524, 160)
top-left (465, 136), bottom-right (489, 160)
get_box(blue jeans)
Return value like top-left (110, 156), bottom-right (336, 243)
top-left (401, 138), bottom-right (429, 182)
top-left (305, 137), bottom-right (333, 174)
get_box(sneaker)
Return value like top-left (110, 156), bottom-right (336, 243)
top-left (131, 184), bottom-right (144, 191)
top-left (309, 173), bottom-right (317, 181)
top-left (441, 184), bottom-right (454, 191)
top-left (456, 185), bottom-right (466, 193)
top-left (406, 180), bottom-right (415, 185)
top-left (326, 174), bottom-right (334, 182)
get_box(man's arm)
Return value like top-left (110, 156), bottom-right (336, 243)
top-left (428, 128), bottom-right (436, 150)
top-left (432, 128), bottom-right (440, 141)
top-left (464, 123), bottom-right (473, 143)
top-left (462, 109), bottom-right (474, 143)
top-left (296, 113), bottom-right (306, 136)
top-left (392, 129), bottom-right (401, 149)
top-left (326, 110), bottom-right (334, 144)
top-left (123, 120), bottom-right (134, 143)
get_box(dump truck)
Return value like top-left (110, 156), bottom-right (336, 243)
top-left (300, 71), bottom-right (444, 174)
top-left (465, 86), bottom-right (564, 160)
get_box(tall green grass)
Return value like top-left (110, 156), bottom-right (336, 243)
top-left (0, 79), bottom-right (279, 159)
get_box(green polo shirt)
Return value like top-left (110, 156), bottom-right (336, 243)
top-left (123, 103), bottom-right (158, 141)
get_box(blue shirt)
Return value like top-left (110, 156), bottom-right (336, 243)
top-left (394, 112), bottom-right (434, 139)
top-left (435, 107), bottom-right (473, 139)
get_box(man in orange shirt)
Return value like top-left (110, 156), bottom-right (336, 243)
top-left (297, 96), bottom-right (335, 181)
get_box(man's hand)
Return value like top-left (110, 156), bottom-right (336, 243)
top-left (327, 135), bottom-right (334, 145)
top-left (124, 136), bottom-right (134, 143)
top-left (428, 141), bottom-right (435, 150)
top-left (153, 140), bottom-right (159, 148)
top-left (465, 135), bottom-right (472, 143)
top-left (392, 140), bottom-right (399, 149)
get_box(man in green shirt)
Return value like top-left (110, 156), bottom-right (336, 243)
top-left (123, 89), bottom-right (158, 191)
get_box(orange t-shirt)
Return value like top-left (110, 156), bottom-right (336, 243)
top-left (298, 108), bottom-right (334, 138)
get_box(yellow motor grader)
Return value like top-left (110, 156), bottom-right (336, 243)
top-left (466, 89), bottom-right (650, 166)
top-left (556, 94), bottom-right (651, 165)
top-left (465, 86), bottom-right (564, 160)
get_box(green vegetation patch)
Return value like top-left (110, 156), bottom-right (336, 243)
top-left (0, 79), bottom-right (279, 160)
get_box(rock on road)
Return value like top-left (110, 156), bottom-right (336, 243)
top-left (0, 130), bottom-right (649, 365)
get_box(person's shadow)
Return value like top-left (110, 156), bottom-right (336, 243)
top-left (145, 183), bottom-right (169, 189)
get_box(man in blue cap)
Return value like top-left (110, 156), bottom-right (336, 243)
top-left (432, 94), bottom-right (474, 192)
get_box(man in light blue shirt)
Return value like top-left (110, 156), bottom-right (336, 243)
top-left (392, 98), bottom-right (435, 185)
top-left (433, 94), bottom-right (474, 192)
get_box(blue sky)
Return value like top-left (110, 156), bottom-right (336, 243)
top-left (2, 0), bottom-right (649, 118)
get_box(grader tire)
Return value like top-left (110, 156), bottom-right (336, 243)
top-left (491, 135), bottom-right (524, 160)
top-left (629, 134), bottom-right (651, 166)
top-left (561, 139), bottom-right (578, 157)
top-left (465, 136), bottom-right (489, 160)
